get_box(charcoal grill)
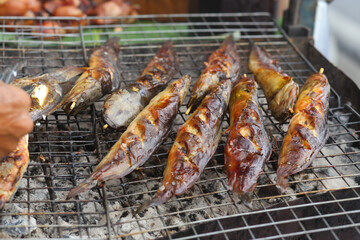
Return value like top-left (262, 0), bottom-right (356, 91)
top-left (1, 12), bottom-right (360, 239)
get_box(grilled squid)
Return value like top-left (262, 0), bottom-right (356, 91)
top-left (276, 69), bottom-right (330, 192)
top-left (12, 66), bottom-right (84, 121)
top-left (186, 35), bottom-right (240, 114)
top-left (248, 44), bottom-right (299, 122)
top-left (103, 41), bottom-right (179, 129)
top-left (66, 75), bottom-right (191, 199)
top-left (62, 37), bottom-right (122, 115)
top-left (224, 75), bottom-right (271, 202)
top-left (0, 135), bottom-right (29, 208)
top-left (139, 79), bottom-right (231, 211)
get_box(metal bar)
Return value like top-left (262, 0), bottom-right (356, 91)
top-left (0, 12), bottom-right (358, 240)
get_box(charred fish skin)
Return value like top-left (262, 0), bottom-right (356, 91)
top-left (248, 44), bottom-right (299, 122)
top-left (12, 66), bottom-right (84, 121)
top-left (150, 79), bottom-right (232, 207)
top-left (186, 35), bottom-right (240, 113)
top-left (276, 70), bottom-right (330, 193)
top-left (0, 135), bottom-right (29, 208)
top-left (103, 41), bottom-right (179, 129)
top-left (63, 37), bottom-right (122, 115)
top-left (224, 76), bottom-right (271, 199)
top-left (66, 75), bottom-right (191, 199)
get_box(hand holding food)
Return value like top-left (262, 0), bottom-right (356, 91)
top-left (0, 81), bottom-right (33, 158)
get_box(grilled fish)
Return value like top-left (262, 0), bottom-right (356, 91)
top-left (224, 75), bottom-right (271, 202)
top-left (62, 37), bottom-right (122, 115)
top-left (66, 75), bottom-right (191, 199)
top-left (186, 35), bottom-right (240, 114)
top-left (248, 44), bottom-right (299, 122)
top-left (103, 41), bottom-right (179, 129)
top-left (143, 79), bottom-right (231, 209)
top-left (0, 135), bottom-right (29, 208)
top-left (276, 69), bottom-right (330, 193)
top-left (12, 66), bottom-right (84, 121)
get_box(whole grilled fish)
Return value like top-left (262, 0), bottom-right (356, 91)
top-left (66, 75), bottom-right (191, 199)
top-left (186, 35), bottom-right (240, 114)
top-left (248, 44), bottom-right (299, 122)
top-left (62, 37), bottom-right (121, 115)
top-left (277, 69), bottom-right (330, 193)
top-left (12, 66), bottom-right (84, 121)
top-left (141, 79), bottom-right (231, 210)
top-left (224, 75), bottom-right (271, 203)
top-left (103, 41), bottom-right (179, 129)
top-left (0, 135), bottom-right (29, 208)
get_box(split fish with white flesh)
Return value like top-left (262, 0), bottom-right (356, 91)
top-left (12, 66), bottom-right (84, 121)
top-left (103, 40), bottom-right (179, 129)
top-left (62, 37), bottom-right (122, 115)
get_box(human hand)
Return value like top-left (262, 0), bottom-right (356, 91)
top-left (0, 81), bottom-right (33, 158)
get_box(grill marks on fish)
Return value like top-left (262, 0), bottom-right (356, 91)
top-left (186, 35), bottom-right (240, 114)
top-left (144, 79), bottom-right (231, 209)
top-left (224, 76), bottom-right (271, 202)
top-left (66, 75), bottom-right (191, 199)
top-left (62, 37), bottom-right (121, 115)
top-left (0, 135), bottom-right (29, 208)
top-left (103, 41), bottom-right (179, 129)
top-left (276, 70), bottom-right (330, 193)
top-left (248, 44), bottom-right (299, 122)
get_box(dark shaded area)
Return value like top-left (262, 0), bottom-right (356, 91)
top-left (160, 188), bottom-right (360, 239)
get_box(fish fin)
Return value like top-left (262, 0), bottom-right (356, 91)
top-left (66, 178), bottom-right (99, 200)
top-left (223, 127), bottom-right (231, 135)
top-left (0, 195), bottom-right (7, 209)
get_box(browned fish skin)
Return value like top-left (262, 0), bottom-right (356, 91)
top-left (103, 41), bottom-right (179, 129)
top-left (276, 71), bottom-right (330, 192)
top-left (248, 44), bottom-right (299, 122)
top-left (186, 35), bottom-right (240, 113)
top-left (12, 66), bottom-right (84, 121)
top-left (66, 75), bottom-right (190, 199)
top-left (62, 37), bottom-right (121, 115)
top-left (224, 76), bottom-right (271, 199)
top-left (0, 135), bottom-right (29, 208)
top-left (149, 79), bottom-right (231, 207)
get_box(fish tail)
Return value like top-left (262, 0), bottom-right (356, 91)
top-left (223, 34), bottom-right (234, 45)
top-left (66, 177), bottom-right (99, 200)
top-left (239, 192), bottom-right (253, 209)
top-left (134, 196), bottom-right (166, 216)
top-left (276, 176), bottom-right (288, 194)
top-left (104, 37), bottom-right (121, 51)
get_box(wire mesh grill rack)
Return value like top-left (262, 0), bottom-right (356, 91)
top-left (1, 12), bottom-right (360, 240)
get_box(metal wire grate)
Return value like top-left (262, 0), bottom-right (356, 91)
top-left (0, 12), bottom-right (360, 240)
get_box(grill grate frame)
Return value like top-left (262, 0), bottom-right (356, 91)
top-left (0, 12), bottom-right (359, 240)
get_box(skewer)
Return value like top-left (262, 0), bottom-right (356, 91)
top-left (103, 124), bottom-right (108, 130)
top-left (185, 105), bottom-right (192, 115)
top-left (319, 68), bottom-right (324, 74)
top-left (70, 102), bottom-right (76, 111)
